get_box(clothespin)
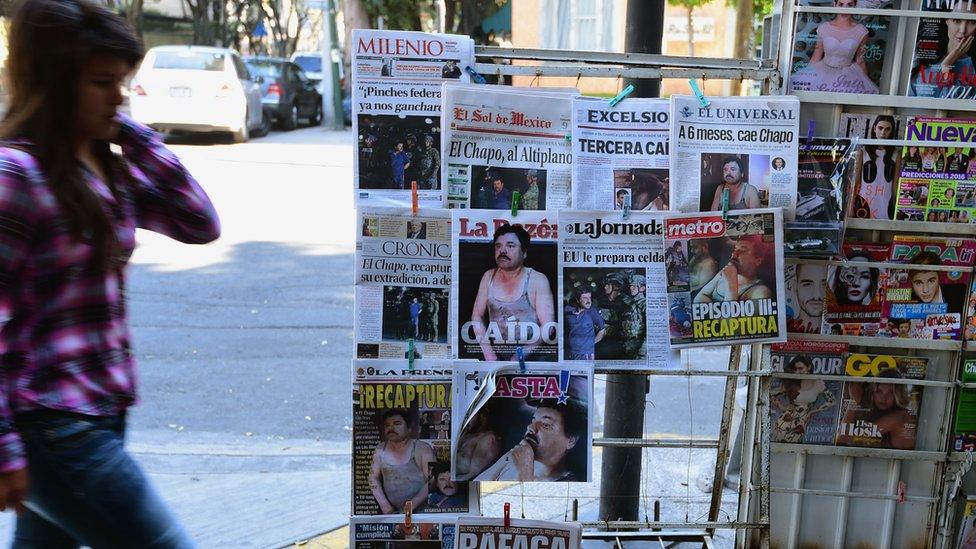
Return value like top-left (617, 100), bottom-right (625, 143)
top-left (511, 191), bottom-right (521, 217)
top-left (503, 502), bottom-right (511, 528)
top-left (411, 181), bottom-right (419, 215)
top-left (407, 339), bottom-right (415, 371)
top-left (608, 84), bottom-right (634, 108)
top-left (516, 346), bottom-right (525, 372)
top-left (804, 120), bottom-right (815, 152)
top-left (688, 79), bottom-right (709, 108)
top-left (897, 481), bottom-right (906, 504)
top-left (465, 66), bottom-right (487, 84)
top-left (622, 192), bottom-right (631, 220)
top-left (721, 187), bottom-right (730, 220)
top-left (404, 500), bottom-right (413, 527)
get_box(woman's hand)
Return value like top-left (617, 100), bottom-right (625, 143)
top-left (0, 467), bottom-right (27, 514)
top-left (943, 35), bottom-right (975, 71)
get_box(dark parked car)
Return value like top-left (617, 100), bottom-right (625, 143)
top-left (244, 56), bottom-right (322, 130)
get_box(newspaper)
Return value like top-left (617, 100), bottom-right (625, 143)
top-left (455, 517), bottom-right (582, 549)
top-left (352, 360), bottom-right (478, 516)
top-left (663, 209), bottom-right (786, 348)
top-left (356, 207), bottom-right (451, 359)
top-left (443, 83), bottom-right (575, 209)
top-left (571, 96), bottom-right (670, 210)
top-left (670, 95), bottom-right (800, 220)
top-left (451, 210), bottom-right (560, 362)
top-left (559, 210), bottom-right (677, 369)
top-left (353, 29), bottom-right (474, 207)
top-left (451, 362), bottom-right (593, 482)
top-left (350, 516), bottom-right (455, 548)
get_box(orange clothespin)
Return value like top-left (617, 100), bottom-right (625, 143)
top-left (411, 182), bottom-right (419, 215)
top-left (404, 500), bottom-right (413, 527)
top-left (897, 481), bottom-right (906, 504)
top-left (503, 502), bottom-right (511, 528)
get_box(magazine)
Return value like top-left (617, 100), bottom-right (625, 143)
top-left (356, 208), bottom-right (451, 359)
top-left (770, 341), bottom-right (847, 444)
top-left (908, 0), bottom-right (976, 100)
top-left (836, 353), bottom-right (926, 449)
top-left (839, 113), bottom-right (908, 140)
top-left (352, 29), bottom-right (474, 206)
top-left (953, 359), bottom-right (976, 451)
top-left (889, 235), bottom-right (976, 266)
top-left (877, 266), bottom-right (970, 339)
top-left (352, 360), bottom-right (478, 516)
top-left (821, 242), bottom-right (889, 336)
top-left (443, 84), bottom-right (575, 210)
top-left (663, 209), bottom-right (787, 348)
top-left (959, 497), bottom-right (976, 549)
top-left (559, 210), bottom-right (675, 368)
top-left (451, 362), bottom-right (593, 482)
top-left (895, 117), bottom-right (976, 223)
top-left (455, 517), bottom-right (582, 549)
top-left (669, 95), bottom-right (800, 219)
top-left (451, 210), bottom-right (559, 361)
top-left (786, 261), bottom-right (828, 334)
top-left (795, 137), bottom-right (853, 223)
top-left (350, 516), bottom-right (455, 549)
top-left (572, 96), bottom-right (670, 210)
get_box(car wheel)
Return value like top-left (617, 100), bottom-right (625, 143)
top-left (254, 110), bottom-right (272, 138)
top-left (310, 102), bottom-right (322, 126)
top-left (282, 103), bottom-right (298, 131)
top-left (231, 111), bottom-right (250, 143)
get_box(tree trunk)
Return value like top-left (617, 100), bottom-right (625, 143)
top-left (686, 7), bottom-right (695, 57)
top-left (732, 0), bottom-right (755, 95)
top-left (342, 0), bottom-right (370, 95)
top-left (445, 0), bottom-right (457, 33)
top-left (125, 0), bottom-right (143, 38)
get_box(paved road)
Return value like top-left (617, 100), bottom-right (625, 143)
top-left (0, 126), bottom-right (740, 548)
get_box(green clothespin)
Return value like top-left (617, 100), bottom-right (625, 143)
top-left (407, 339), bottom-right (415, 370)
top-left (721, 188), bottom-right (730, 220)
top-left (608, 84), bottom-right (634, 108)
top-left (511, 191), bottom-right (521, 217)
top-left (688, 79), bottom-right (710, 108)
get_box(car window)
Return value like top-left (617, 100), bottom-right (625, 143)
top-left (292, 55), bottom-right (322, 73)
top-left (153, 50), bottom-right (225, 71)
top-left (246, 61), bottom-right (282, 79)
top-left (232, 55), bottom-right (250, 80)
top-left (294, 67), bottom-right (310, 83)
top-left (287, 65), bottom-right (303, 84)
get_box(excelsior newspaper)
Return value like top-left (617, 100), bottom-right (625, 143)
top-left (455, 517), bottom-right (582, 549)
top-left (352, 360), bottom-right (478, 516)
top-left (443, 83), bottom-right (575, 209)
top-left (353, 29), bottom-right (474, 207)
top-left (451, 362), bottom-right (593, 483)
top-left (452, 210), bottom-right (560, 362)
top-left (356, 207), bottom-right (451, 359)
top-left (559, 210), bottom-right (675, 369)
top-left (350, 516), bottom-right (455, 549)
top-left (670, 95), bottom-right (800, 219)
top-left (663, 208), bottom-right (787, 348)
top-left (571, 96), bottom-right (670, 210)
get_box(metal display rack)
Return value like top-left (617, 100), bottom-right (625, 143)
top-left (469, 45), bottom-right (781, 548)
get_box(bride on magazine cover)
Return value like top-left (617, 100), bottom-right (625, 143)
top-left (790, 0), bottom-right (880, 94)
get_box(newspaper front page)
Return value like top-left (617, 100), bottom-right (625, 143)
top-left (455, 517), bottom-right (582, 549)
top-left (352, 360), bottom-right (478, 516)
top-left (451, 362), bottom-right (593, 483)
top-left (451, 210), bottom-right (560, 362)
top-left (670, 95), bottom-right (800, 219)
top-left (443, 84), bottom-right (575, 209)
top-left (356, 207), bottom-right (451, 359)
top-left (663, 208), bottom-right (787, 348)
top-left (350, 516), bottom-right (455, 548)
top-left (571, 96), bottom-right (670, 210)
top-left (559, 210), bottom-right (676, 369)
top-left (353, 30), bottom-right (474, 207)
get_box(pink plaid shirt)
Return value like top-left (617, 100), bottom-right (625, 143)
top-left (0, 115), bottom-right (220, 472)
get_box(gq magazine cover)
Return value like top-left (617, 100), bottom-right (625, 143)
top-left (451, 362), bottom-right (593, 483)
top-left (352, 360), bottom-right (478, 516)
top-left (455, 517), bottom-right (582, 549)
top-left (836, 353), bottom-right (927, 449)
top-left (663, 208), bottom-right (787, 348)
top-left (349, 516), bottom-right (455, 549)
top-left (769, 341), bottom-right (847, 444)
top-left (451, 210), bottom-right (559, 361)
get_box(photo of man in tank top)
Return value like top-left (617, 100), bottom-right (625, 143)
top-left (468, 224), bottom-right (556, 361)
top-left (369, 409), bottom-right (434, 514)
top-left (694, 234), bottom-right (774, 304)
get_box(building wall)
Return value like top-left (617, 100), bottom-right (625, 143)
top-left (509, 0), bottom-right (741, 97)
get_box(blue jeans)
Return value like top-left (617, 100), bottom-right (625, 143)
top-left (12, 410), bottom-right (195, 549)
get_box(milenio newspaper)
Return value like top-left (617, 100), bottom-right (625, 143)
top-left (351, 360), bottom-right (478, 516)
top-left (669, 95), bottom-right (800, 220)
top-left (450, 362), bottom-right (593, 483)
top-left (350, 516), bottom-right (455, 549)
top-left (353, 30), bottom-right (473, 207)
top-left (559, 210), bottom-right (678, 369)
top-left (571, 96), bottom-right (670, 211)
top-left (663, 208), bottom-right (787, 348)
top-left (455, 517), bottom-right (582, 549)
top-left (451, 210), bottom-right (560, 362)
top-left (443, 83), bottom-right (575, 210)
top-left (356, 207), bottom-right (451, 359)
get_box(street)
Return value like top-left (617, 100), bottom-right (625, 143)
top-left (0, 126), bottom-right (739, 548)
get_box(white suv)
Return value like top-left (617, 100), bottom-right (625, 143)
top-left (129, 45), bottom-right (267, 142)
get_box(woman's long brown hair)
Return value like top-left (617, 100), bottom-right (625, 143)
top-left (2, 0), bottom-right (143, 268)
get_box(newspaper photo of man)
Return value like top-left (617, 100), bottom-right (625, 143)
top-left (382, 287), bottom-right (448, 343)
top-left (468, 224), bottom-right (556, 361)
top-left (356, 114), bottom-right (440, 190)
top-left (471, 166), bottom-right (548, 210)
top-left (426, 462), bottom-right (468, 509)
top-left (693, 235), bottom-right (774, 303)
top-left (702, 154), bottom-right (763, 212)
top-left (563, 286), bottom-right (606, 360)
top-left (787, 262), bottom-right (827, 333)
top-left (612, 168), bottom-right (669, 210)
top-left (562, 268), bottom-right (646, 361)
top-left (370, 409), bottom-right (434, 514)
